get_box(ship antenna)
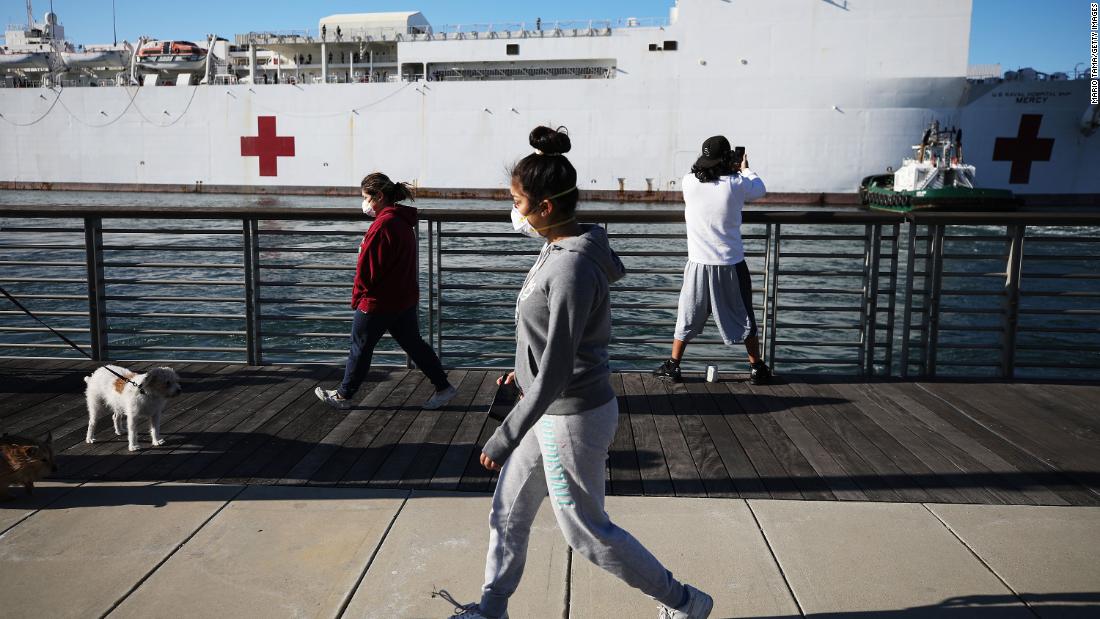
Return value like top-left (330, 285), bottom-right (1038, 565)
top-left (26, 0), bottom-right (33, 28)
top-left (112, 0), bottom-right (117, 45)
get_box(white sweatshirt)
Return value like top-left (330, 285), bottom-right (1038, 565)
top-left (681, 169), bottom-right (767, 265)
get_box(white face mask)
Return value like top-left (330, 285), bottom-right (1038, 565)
top-left (361, 197), bottom-right (375, 218)
top-left (510, 205), bottom-right (543, 238)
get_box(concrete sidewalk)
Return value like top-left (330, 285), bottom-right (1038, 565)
top-left (1, 482), bottom-right (1097, 619)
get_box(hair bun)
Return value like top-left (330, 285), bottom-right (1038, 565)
top-left (529, 125), bottom-right (571, 155)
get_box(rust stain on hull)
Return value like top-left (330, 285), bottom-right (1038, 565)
top-left (2, 181), bottom-right (1094, 206)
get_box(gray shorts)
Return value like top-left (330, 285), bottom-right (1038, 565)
top-left (674, 260), bottom-right (758, 345)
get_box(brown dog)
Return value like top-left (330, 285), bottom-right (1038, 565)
top-left (0, 432), bottom-right (57, 500)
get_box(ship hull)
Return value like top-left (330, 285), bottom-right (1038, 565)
top-left (0, 79), bottom-right (1094, 197)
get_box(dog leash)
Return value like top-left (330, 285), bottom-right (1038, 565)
top-left (0, 284), bottom-right (146, 394)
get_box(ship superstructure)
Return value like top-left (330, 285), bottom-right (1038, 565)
top-left (1, 7), bottom-right (130, 87)
top-left (0, 0), bottom-right (1096, 200)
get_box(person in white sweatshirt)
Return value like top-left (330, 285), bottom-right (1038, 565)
top-left (654, 135), bottom-right (773, 385)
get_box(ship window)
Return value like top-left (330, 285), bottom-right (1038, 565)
top-left (506, 44), bottom-right (520, 55)
top-left (648, 43), bottom-right (659, 51)
top-left (663, 40), bottom-right (678, 51)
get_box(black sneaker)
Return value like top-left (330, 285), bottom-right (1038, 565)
top-left (653, 359), bottom-right (683, 382)
top-left (750, 361), bottom-right (773, 385)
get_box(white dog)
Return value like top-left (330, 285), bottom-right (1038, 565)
top-left (84, 365), bottom-right (182, 452)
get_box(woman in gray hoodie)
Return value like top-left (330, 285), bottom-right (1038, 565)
top-left (447, 127), bottom-right (713, 619)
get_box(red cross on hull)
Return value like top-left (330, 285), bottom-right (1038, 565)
top-left (992, 114), bottom-right (1054, 185)
top-left (241, 116), bottom-right (295, 177)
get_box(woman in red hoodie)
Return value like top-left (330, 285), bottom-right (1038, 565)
top-left (315, 173), bottom-right (457, 410)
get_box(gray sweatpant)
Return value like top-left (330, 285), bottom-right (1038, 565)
top-left (674, 259), bottom-right (757, 346)
top-left (479, 397), bottom-right (685, 618)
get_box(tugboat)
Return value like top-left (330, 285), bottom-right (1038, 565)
top-left (860, 120), bottom-right (1018, 212)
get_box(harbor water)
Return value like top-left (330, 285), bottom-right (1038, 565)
top-left (1, 190), bottom-right (1097, 379)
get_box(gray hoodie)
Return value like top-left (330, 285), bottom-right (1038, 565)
top-left (482, 224), bottom-right (627, 463)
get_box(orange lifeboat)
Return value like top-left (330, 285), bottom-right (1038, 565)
top-left (135, 40), bottom-right (208, 71)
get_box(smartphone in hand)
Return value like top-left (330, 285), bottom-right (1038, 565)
top-left (489, 374), bottom-right (521, 421)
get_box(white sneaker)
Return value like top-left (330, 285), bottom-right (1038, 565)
top-left (423, 384), bottom-right (458, 410)
top-left (658, 584), bottom-right (713, 619)
top-left (432, 588), bottom-right (507, 619)
top-left (314, 386), bottom-right (350, 410)
top-left (446, 604), bottom-right (506, 618)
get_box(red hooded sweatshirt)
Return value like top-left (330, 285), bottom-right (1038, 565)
top-left (350, 204), bottom-right (419, 314)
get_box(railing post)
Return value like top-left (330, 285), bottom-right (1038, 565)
top-left (767, 223), bottom-right (781, 367)
top-left (407, 224), bottom-right (418, 370)
top-left (900, 221), bottom-right (917, 378)
top-left (884, 223), bottom-right (900, 376)
top-left (858, 224), bottom-right (871, 375)
top-left (427, 218), bottom-right (435, 356)
top-left (435, 220), bottom-right (444, 365)
top-left (242, 218), bottom-right (263, 365)
top-left (925, 224), bottom-right (946, 377)
top-left (863, 224), bottom-right (882, 376)
top-left (761, 223), bottom-right (772, 365)
top-left (84, 216), bottom-right (108, 361)
top-left (1001, 224), bottom-right (1025, 378)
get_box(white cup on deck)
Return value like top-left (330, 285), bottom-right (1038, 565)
top-left (705, 365), bottom-right (719, 383)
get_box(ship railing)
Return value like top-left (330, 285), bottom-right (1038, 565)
top-left (409, 17), bottom-right (665, 42)
top-left (428, 20), bottom-right (611, 34)
top-left (236, 30), bottom-right (315, 45)
top-left (0, 206), bottom-right (1097, 380)
top-left (410, 27), bottom-right (614, 42)
top-left (233, 17), bottom-right (667, 47)
top-left (241, 27), bottom-right (410, 46)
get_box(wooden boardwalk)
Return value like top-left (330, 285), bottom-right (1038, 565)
top-left (1, 359), bottom-right (1097, 506)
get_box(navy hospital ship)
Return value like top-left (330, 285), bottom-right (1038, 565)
top-left (1, 0), bottom-right (1097, 202)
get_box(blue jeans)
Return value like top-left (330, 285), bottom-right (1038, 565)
top-left (338, 306), bottom-right (450, 398)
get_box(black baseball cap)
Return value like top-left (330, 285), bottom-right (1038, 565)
top-left (698, 135), bottom-right (731, 166)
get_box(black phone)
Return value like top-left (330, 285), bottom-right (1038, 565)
top-left (489, 374), bottom-right (521, 421)
top-left (733, 146), bottom-right (746, 164)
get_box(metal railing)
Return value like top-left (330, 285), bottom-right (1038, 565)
top-left (407, 17), bottom-right (667, 41)
top-left (900, 212), bottom-right (1100, 377)
top-left (1, 205), bottom-right (1097, 379)
top-left (233, 16), bottom-right (666, 46)
top-left (422, 211), bottom-right (901, 377)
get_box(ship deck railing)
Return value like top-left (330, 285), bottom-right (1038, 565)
top-left (420, 16), bottom-right (668, 38)
top-left (0, 206), bottom-right (1098, 381)
top-left (234, 17), bottom-right (667, 48)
